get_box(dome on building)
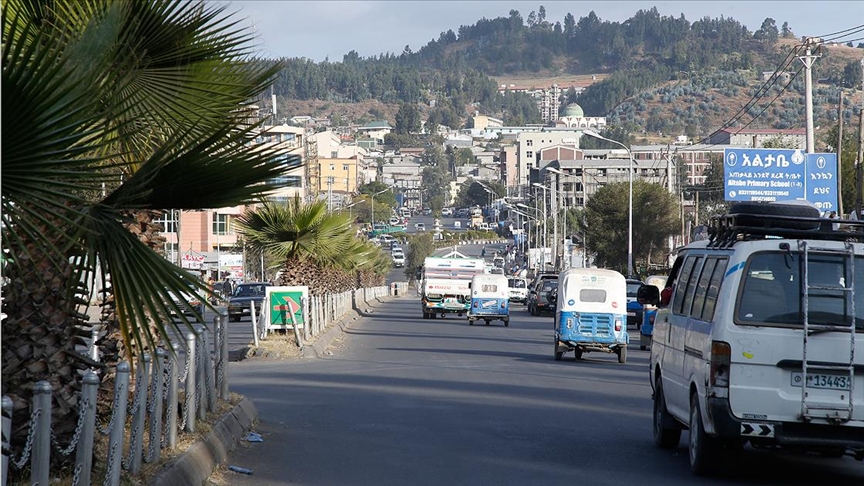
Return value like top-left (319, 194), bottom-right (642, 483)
top-left (561, 103), bottom-right (584, 118)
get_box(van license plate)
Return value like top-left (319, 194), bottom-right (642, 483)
top-left (790, 372), bottom-right (850, 390)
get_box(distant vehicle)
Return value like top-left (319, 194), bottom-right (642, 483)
top-left (227, 282), bottom-right (272, 322)
top-left (389, 216), bottom-right (399, 225)
top-left (453, 221), bottom-right (461, 229)
top-left (414, 223), bottom-right (426, 231)
top-left (399, 207), bottom-right (411, 218)
top-left (422, 208), bottom-right (432, 216)
top-left (507, 277), bottom-right (528, 303)
top-left (467, 274), bottom-right (510, 326)
top-left (166, 284), bottom-right (204, 320)
top-left (470, 207), bottom-right (484, 229)
top-left (626, 278), bottom-right (644, 329)
top-left (391, 251), bottom-right (405, 268)
top-left (441, 207), bottom-right (454, 216)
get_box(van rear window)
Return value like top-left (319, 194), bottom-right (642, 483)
top-left (737, 252), bottom-right (864, 330)
top-left (580, 289), bottom-right (606, 303)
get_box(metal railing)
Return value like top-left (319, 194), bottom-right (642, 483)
top-left (2, 314), bottom-right (230, 486)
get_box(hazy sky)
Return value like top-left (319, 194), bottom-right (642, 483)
top-left (223, 1), bottom-right (863, 61)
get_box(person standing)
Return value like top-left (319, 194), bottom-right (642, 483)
top-left (222, 278), bottom-right (233, 298)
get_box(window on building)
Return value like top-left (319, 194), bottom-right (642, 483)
top-left (331, 151), bottom-right (339, 158)
top-left (212, 213), bottom-right (230, 236)
top-left (343, 164), bottom-right (349, 171)
top-left (526, 140), bottom-right (533, 147)
top-left (154, 210), bottom-right (178, 233)
top-left (526, 151), bottom-right (533, 158)
top-left (329, 164), bottom-right (335, 170)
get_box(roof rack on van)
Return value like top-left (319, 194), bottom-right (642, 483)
top-left (706, 203), bottom-right (864, 249)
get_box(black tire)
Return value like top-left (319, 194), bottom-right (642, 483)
top-left (689, 393), bottom-right (718, 476)
top-left (504, 318), bottom-right (509, 327)
top-left (653, 380), bottom-right (681, 449)
top-left (485, 319), bottom-right (490, 326)
top-left (728, 201), bottom-right (820, 230)
top-left (575, 347), bottom-right (583, 360)
top-left (617, 345), bottom-right (628, 364)
top-left (229, 315), bottom-right (240, 322)
top-left (554, 340), bottom-right (564, 361)
top-left (468, 319), bottom-right (474, 326)
top-left (640, 345), bottom-right (647, 351)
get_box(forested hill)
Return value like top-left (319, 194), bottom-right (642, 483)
top-left (270, 7), bottom-right (861, 128)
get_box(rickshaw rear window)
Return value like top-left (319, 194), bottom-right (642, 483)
top-left (580, 289), bottom-right (606, 303)
top-left (481, 284), bottom-right (498, 292)
top-left (508, 279), bottom-right (526, 288)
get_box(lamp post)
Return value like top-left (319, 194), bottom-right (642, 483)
top-left (547, 167), bottom-right (579, 270)
top-left (370, 188), bottom-right (388, 232)
top-left (531, 183), bottom-right (552, 270)
top-left (510, 207), bottom-right (538, 268)
top-left (583, 130), bottom-right (635, 277)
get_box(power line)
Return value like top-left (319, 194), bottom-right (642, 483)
top-left (815, 24), bottom-right (864, 42)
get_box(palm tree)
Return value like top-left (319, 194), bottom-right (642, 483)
top-left (235, 197), bottom-right (391, 294)
top-left (2, 0), bottom-right (292, 456)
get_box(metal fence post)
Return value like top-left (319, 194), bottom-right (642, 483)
top-left (195, 326), bottom-right (207, 420)
top-left (250, 301), bottom-right (260, 348)
top-left (149, 348), bottom-right (166, 464)
top-left (184, 332), bottom-right (196, 433)
top-left (31, 381), bottom-right (52, 486)
top-left (218, 312), bottom-right (229, 400)
top-left (167, 343), bottom-right (179, 449)
top-left (90, 326), bottom-right (100, 362)
top-left (1, 396), bottom-right (11, 486)
top-left (107, 361), bottom-right (130, 486)
top-left (76, 371), bottom-right (99, 486)
top-left (201, 327), bottom-right (216, 413)
top-left (129, 353), bottom-right (150, 473)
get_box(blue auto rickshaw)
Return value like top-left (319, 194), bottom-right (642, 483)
top-left (552, 268), bottom-right (629, 363)
top-left (467, 274), bottom-right (510, 326)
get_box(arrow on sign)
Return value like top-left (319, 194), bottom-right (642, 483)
top-left (273, 296), bottom-right (300, 314)
top-left (740, 423), bottom-right (774, 438)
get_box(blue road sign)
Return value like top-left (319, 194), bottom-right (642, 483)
top-left (806, 153), bottom-right (838, 212)
top-left (724, 148), bottom-right (806, 202)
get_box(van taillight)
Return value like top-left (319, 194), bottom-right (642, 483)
top-left (614, 320), bottom-right (621, 331)
top-left (473, 301), bottom-right (478, 308)
top-left (710, 341), bottom-right (731, 388)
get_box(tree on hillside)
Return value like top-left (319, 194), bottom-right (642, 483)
top-left (394, 102), bottom-right (422, 134)
top-left (2, 0), bottom-right (285, 463)
top-left (582, 181), bottom-right (679, 274)
top-left (754, 18), bottom-right (779, 44)
top-left (455, 179), bottom-right (505, 208)
top-left (359, 181), bottom-right (398, 208)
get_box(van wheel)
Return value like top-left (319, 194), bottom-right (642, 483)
top-left (689, 393), bottom-right (718, 476)
top-left (617, 345), bottom-right (628, 363)
top-left (653, 380), bottom-right (681, 449)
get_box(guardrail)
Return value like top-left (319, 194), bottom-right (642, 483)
top-left (2, 315), bottom-right (230, 486)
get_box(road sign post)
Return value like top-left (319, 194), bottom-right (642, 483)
top-left (723, 148), bottom-right (838, 213)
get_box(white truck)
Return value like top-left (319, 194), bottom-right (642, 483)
top-left (421, 251), bottom-right (486, 319)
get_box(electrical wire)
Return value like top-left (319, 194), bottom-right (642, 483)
top-left (817, 24), bottom-right (864, 43)
top-left (813, 24), bottom-right (864, 39)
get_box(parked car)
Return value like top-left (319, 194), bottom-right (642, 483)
top-left (626, 278), bottom-right (644, 329)
top-left (227, 282), bottom-right (271, 322)
top-left (441, 207), bottom-right (454, 216)
top-left (166, 284), bottom-right (205, 320)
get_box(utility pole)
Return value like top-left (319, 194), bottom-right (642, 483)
top-left (551, 176), bottom-right (558, 270)
top-left (798, 38), bottom-right (821, 154)
top-left (857, 58), bottom-right (864, 219)
top-left (838, 91), bottom-right (844, 216)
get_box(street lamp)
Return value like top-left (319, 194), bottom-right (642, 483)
top-left (531, 182), bottom-right (551, 257)
top-left (582, 130), bottom-right (636, 277)
top-left (370, 188), bottom-right (388, 231)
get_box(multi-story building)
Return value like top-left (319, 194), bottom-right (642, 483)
top-left (707, 128), bottom-right (806, 149)
top-left (317, 156), bottom-right (360, 209)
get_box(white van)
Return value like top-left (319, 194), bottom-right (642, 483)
top-left (645, 202), bottom-right (864, 475)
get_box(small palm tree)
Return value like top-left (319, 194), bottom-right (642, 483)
top-left (2, 0), bottom-right (291, 457)
top-left (235, 197), bottom-right (390, 294)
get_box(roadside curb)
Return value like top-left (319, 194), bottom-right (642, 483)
top-left (147, 397), bottom-right (258, 486)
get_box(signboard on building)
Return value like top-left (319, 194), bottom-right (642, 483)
top-left (181, 253), bottom-right (205, 270)
top-left (723, 148), bottom-right (838, 212)
top-left (265, 286), bottom-right (308, 331)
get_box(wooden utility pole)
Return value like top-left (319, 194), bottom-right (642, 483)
top-left (838, 91), bottom-right (844, 216)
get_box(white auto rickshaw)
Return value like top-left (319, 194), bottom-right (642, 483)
top-left (467, 274), bottom-right (510, 326)
top-left (552, 268), bottom-right (629, 363)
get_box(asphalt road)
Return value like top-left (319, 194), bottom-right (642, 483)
top-left (215, 249), bottom-right (864, 485)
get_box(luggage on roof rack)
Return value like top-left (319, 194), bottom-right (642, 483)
top-left (706, 202), bottom-right (864, 248)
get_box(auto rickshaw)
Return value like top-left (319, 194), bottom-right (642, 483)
top-left (551, 268), bottom-right (629, 363)
top-left (467, 273), bottom-right (510, 326)
top-left (638, 275), bottom-right (667, 350)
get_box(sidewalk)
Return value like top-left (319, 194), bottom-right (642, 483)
top-left (146, 291), bottom-right (403, 485)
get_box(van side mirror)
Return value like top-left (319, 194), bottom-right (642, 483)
top-left (637, 284), bottom-right (660, 306)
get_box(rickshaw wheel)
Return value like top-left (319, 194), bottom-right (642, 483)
top-left (504, 318), bottom-right (509, 327)
top-left (554, 349), bottom-right (563, 361)
top-left (468, 319), bottom-right (474, 326)
top-left (574, 347), bottom-right (583, 360)
top-left (617, 345), bottom-right (628, 364)
top-left (485, 319), bottom-right (490, 325)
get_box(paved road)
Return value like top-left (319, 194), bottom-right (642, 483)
top-left (219, 300), bottom-right (864, 484)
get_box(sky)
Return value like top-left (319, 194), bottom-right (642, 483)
top-left (222, 1), bottom-right (863, 61)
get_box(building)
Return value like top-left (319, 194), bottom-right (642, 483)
top-left (536, 84), bottom-right (562, 123)
top-left (707, 128), bottom-right (806, 149)
top-left (317, 156), bottom-right (360, 209)
top-left (472, 115), bottom-right (504, 131)
top-left (555, 103), bottom-right (607, 130)
top-left (356, 121), bottom-right (393, 143)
